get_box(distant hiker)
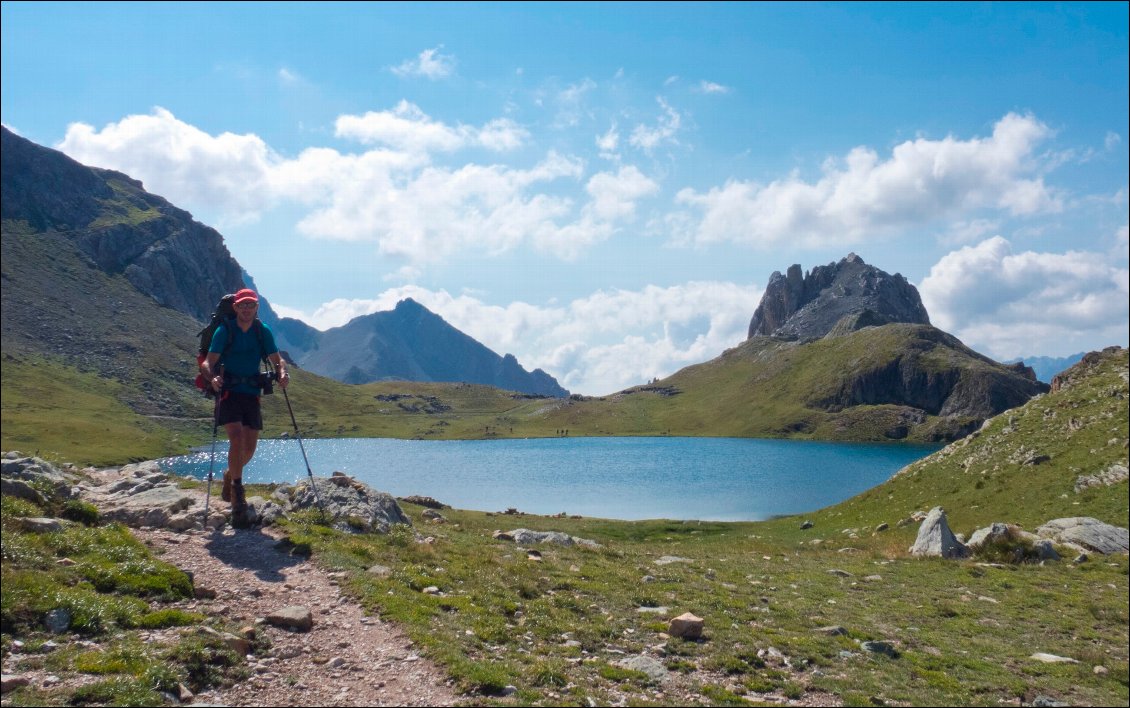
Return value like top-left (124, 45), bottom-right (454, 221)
top-left (198, 288), bottom-right (289, 523)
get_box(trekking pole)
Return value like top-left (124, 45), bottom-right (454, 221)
top-left (202, 395), bottom-right (220, 525)
top-left (281, 385), bottom-right (327, 520)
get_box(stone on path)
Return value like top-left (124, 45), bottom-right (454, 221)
top-left (265, 605), bottom-right (314, 632)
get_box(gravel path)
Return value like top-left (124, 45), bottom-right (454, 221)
top-left (134, 524), bottom-right (460, 707)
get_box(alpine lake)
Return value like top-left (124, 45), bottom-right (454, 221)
top-left (160, 436), bottom-right (940, 521)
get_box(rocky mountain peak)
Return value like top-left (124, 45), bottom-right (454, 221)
top-left (747, 253), bottom-right (930, 340)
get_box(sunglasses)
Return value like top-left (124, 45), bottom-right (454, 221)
top-left (235, 301), bottom-right (258, 309)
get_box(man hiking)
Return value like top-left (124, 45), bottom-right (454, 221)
top-left (198, 288), bottom-right (289, 523)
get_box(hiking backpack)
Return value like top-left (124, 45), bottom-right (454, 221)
top-left (194, 294), bottom-right (270, 396)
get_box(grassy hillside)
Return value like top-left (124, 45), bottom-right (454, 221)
top-left (524, 325), bottom-right (1043, 443)
top-left (796, 346), bottom-right (1129, 534)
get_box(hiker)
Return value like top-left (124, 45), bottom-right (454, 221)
top-left (198, 288), bottom-right (289, 520)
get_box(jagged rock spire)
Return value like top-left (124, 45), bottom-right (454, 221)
top-left (748, 253), bottom-right (930, 340)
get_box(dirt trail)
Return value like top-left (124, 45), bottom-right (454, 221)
top-left (134, 524), bottom-right (459, 706)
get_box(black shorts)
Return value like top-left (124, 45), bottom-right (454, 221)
top-left (216, 392), bottom-right (263, 430)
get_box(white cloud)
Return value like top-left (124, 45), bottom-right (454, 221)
top-left (584, 166), bottom-right (659, 221)
top-left (58, 107), bottom-right (277, 223)
top-left (696, 80), bottom-right (730, 94)
top-left (279, 280), bottom-right (762, 395)
top-left (672, 112), bottom-right (1064, 248)
top-left (1105, 131), bottom-right (1122, 151)
top-left (391, 46), bottom-right (455, 80)
top-left (919, 236), bottom-right (1129, 359)
top-left (596, 123), bottom-right (620, 160)
top-left (55, 107), bottom-right (601, 262)
top-left (334, 101), bottom-right (528, 153)
top-left (629, 97), bottom-right (682, 153)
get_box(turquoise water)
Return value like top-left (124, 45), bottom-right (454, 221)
top-left (159, 436), bottom-right (939, 522)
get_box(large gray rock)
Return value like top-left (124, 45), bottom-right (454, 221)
top-left (1036, 518), bottom-right (1129, 555)
top-left (909, 507), bottom-right (969, 558)
top-left (614, 655), bottom-right (669, 683)
top-left (1, 456), bottom-right (80, 500)
top-left (283, 473), bottom-right (411, 534)
top-left (503, 528), bottom-right (602, 549)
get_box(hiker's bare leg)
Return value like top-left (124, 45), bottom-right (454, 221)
top-left (224, 423), bottom-right (260, 483)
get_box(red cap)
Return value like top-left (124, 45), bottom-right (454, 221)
top-left (233, 288), bottom-right (258, 304)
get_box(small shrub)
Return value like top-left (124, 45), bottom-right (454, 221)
top-left (598, 664), bottom-right (649, 683)
top-left (133, 608), bottom-right (206, 629)
top-left (61, 500), bottom-right (100, 526)
top-left (530, 659), bottom-right (569, 687)
top-left (165, 633), bottom-right (241, 690)
top-left (458, 660), bottom-right (511, 694)
top-left (974, 530), bottom-right (1042, 564)
top-left (701, 684), bottom-right (754, 705)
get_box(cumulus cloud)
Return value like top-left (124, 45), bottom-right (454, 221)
top-left (278, 280), bottom-right (761, 395)
top-left (57, 107), bottom-right (657, 263)
top-left (391, 46), bottom-right (456, 80)
top-left (58, 107), bottom-right (277, 223)
top-left (671, 112), bottom-right (1064, 248)
top-left (919, 236), bottom-right (1129, 359)
top-left (629, 97), bottom-right (682, 153)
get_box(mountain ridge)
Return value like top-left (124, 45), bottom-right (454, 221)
top-left (0, 126), bottom-right (566, 398)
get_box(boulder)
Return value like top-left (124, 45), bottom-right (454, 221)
top-left (502, 528), bottom-right (603, 549)
top-left (614, 655), bottom-right (668, 683)
top-left (1036, 518), bottom-right (1129, 555)
top-left (668, 612), bottom-right (704, 639)
top-left (909, 507), bottom-right (969, 558)
top-left (287, 475), bottom-right (411, 534)
top-left (1, 456), bottom-right (80, 500)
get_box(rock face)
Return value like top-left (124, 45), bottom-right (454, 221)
top-left (748, 253), bottom-right (930, 341)
top-left (1, 126), bottom-right (246, 322)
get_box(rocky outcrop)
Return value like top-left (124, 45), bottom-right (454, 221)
top-left (3, 453), bottom-right (411, 535)
top-left (1036, 518), bottom-right (1130, 555)
top-left (1, 126), bottom-right (245, 322)
top-left (748, 253), bottom-right (930, 341)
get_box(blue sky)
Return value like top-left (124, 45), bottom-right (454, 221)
top-left (3, 1), bottom-right (1127, 394)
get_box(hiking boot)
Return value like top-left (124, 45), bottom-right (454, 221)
top-left (231, 480), bottom-right (249, 528)
top-left (221, 470), bottom-right (232, 503)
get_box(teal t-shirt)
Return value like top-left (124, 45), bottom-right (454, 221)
top-left (208, 320), bottom-right (279, 395)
